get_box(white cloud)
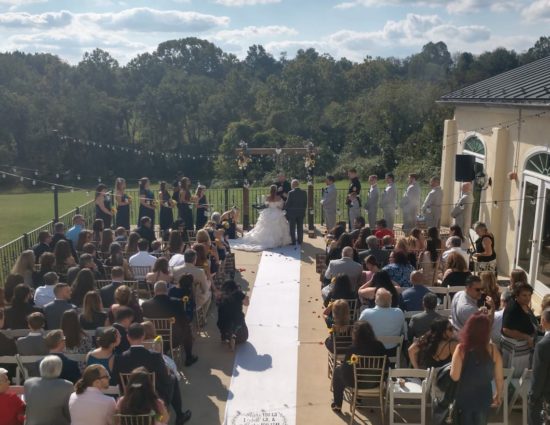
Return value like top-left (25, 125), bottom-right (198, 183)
top-left (0, 11), bottom-right (72, 28)
top-left (334, 0), bottom-right (520, 14)
top-left (521, 0), bottom-right (550, 21)
top-left (215, 25), bottom-right (297, 40)
top-left (0, 0), bottom-right (46, 5)
top-left (214, 0), bottom-right (281, 6)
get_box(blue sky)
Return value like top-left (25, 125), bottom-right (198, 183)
top-left (0, 0), bottom-right (548, 64)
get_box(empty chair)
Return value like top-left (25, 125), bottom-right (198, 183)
top-left (387, 368), bottom-right (432, 425)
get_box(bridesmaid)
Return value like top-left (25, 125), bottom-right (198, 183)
top-left (195, 185), bottom-right (208, 230)
top-left (159, 181), bottom-right (174, 240)
top-left (138, 177), bottom-right (156, 227)
top-left (114, 177), bottom-right (130, 231)
top-left (179, 177), bottom-right (193, 231)
top-left (172, 180), bottom-right (181, 220)
top-left (95, 184), bottom-right (113, 229)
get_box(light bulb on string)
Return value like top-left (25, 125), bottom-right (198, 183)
top-left (20, 176), bottom-right (24, 182)
top-left (51, 185), bottom-right (55, 190)
top-left (32, 180), bottom-right (36, 185)
top-left (34, 170), bottom-right (38, 176)
top-left (2, 173), bottom-right (5, 178)
top-left (77, 174), bottom-right (81, 181)
top-left (98, 177), bottom-right (102, 183)
top-left (55, 173), bottom-right (60, 179)
top-left (12, 167), bottom-right (16, 173)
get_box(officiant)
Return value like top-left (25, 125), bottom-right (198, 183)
top-left (276, 172), bottom-right (291, 201)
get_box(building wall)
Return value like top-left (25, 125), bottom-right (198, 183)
top-left (440, 105), bottom-right (549, 285)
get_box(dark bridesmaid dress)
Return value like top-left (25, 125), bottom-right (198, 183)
top-left (138, 188), bottom-right (155, 227)
top-left (159, 191), bottom-right (174, 235)
top-left (116, 192), bottom-right (130, 230)
top-left (180, 190), bottom-right (194, 231)
top-left (196, 194), bottom-right (208, 230)
top-left (96, 195), bottom-right (112, 228)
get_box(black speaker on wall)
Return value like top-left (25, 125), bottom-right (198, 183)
top-left (455, 154), bottom-right (476, 182)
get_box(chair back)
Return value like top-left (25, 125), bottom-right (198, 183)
top-left (353, 355), bottom-right (387, 391)
top-left (114, 414), bottom-right (155, 425)
top-left (142, 317), bottom-right (175, 356)
top-left (96, 280), bottom-right (112, 289)
top-left (341, 298), bottom-right (359, 322)
top-left (130, 266), bottom-right (152, 281)
top-left (118, 372), bottom-right (156, 393)
top-left (377, 335), bottom-right (404, 367)
top-left (316, 254), bottom-right (327, 273)
top-left (331, 325), bottom-right (354, 355)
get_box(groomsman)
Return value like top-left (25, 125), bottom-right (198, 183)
top-left (421, 177), bottom-right (443, 229)
top-left (321, 175), bottom-right (337, 231)
top-left (365, 175), bottom-right (379, 229)
top-left (400, 173), bottom-right (421, 235)
top-left (381, 173), bottom-right (397, 230)
top-left (451, 182), bottom-right (474, 232)
top-left (346, 168), bottom-right (361, 231)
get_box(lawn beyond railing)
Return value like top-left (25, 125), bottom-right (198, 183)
top-left (0, 185), bottom-right (427, 283)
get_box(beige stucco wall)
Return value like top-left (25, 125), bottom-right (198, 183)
top-left (441, 105), bottom-right (550, 294)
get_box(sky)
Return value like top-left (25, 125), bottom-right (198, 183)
top-left (0, 0), bottom-right (548, 64)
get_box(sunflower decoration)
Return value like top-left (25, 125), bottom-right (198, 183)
top-left (127, 195), bottom-right (133, 204)
top-left (221, 220), bottom-right (230, 229)
top-left (348, 354), bottom-right (359, 365)
top-left (304, 153), bottom-right (316, 171)
top-left (151, 199), bottom-right (159, 208)
top-left (182, 296), bottom-right (189, 308)
top-left (111, 207), bottom-right (117, 215)
top-left (237, 140), bottom-right (252, 170)
top-left (328, 327), bottom-right (334, 334)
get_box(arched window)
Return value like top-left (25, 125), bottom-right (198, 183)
top-left (525, 152), bottom-right (550, 177)
top-left (463, 136), bottom-right (485, 157)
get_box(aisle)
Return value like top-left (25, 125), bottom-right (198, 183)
top-left (223, 245), bottom-right (301, 425)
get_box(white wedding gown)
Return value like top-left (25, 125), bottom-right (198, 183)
top-left (231, 200), bottom-right (292, 252)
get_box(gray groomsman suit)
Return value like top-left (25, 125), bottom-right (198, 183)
top-left (400, 182), bottom-right (421, 234)
top-left (451, 190), bottom-right (474, 231)
top-left (321, 183), bottom-right (337, 230)
top-left (528, 332), bottom-right (550, 425)
top-left (421, 186), bottom-right (443, 228)
top-left (381, 183), bottom-right (397, 230)
top-left (365, 185), bottom-right (379, 229)
top-left (24, 377), bottom-right (73, 425)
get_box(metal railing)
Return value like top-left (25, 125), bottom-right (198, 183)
top-left (0, 185), bottom-right (428, 283)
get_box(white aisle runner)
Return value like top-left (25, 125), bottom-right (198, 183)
top-left (224, 246), bottom-right (301, 425)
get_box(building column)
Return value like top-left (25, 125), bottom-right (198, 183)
top-left (440, 119), bottom-right (458, 227)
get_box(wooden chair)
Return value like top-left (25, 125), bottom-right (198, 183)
top-left (142, 317), bottom-right (180, 364)
top-left (429, 286), bottom-right (449, 309)
top-left (224, 252), bottom-right (236, 278)
top-left (327, 325), bottom-right (354, 380)
top-left (118, 372), bottom-right (156, 394)
top-left (113, 414), bottom-right (155, 425)
top-left (488, 368), bottom-right (514, 425)
top-left (186, 230), bottom-right (197, 243)
top-left (377, 335), bottom-right (404, 368)
top-left (386, 368), bottom-right (433, 425)
top-left (130, 265), bottom-right (152, 282)
top-left (344, 355), bottom-right (387, 425)
top-left (341, 298), bottom-right (359, 322)
top-left (316, 253), bottom-right (327, 273)
top-left (95, 279), bottom-right (113, 289)
top-left (445, 286), bottom-right (466, 309)
top-left (509, 368), bottom-right (532, 425)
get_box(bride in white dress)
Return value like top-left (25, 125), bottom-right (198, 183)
top-left (231, 185), bottom-right (292, 252)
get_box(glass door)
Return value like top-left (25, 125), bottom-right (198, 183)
top-left (535, 184), bottom-right (550, 290)
top-left (517, 178), bottom-right (539, 274)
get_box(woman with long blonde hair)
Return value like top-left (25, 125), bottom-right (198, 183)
top-left (10, 250), bottom-right (36, 287)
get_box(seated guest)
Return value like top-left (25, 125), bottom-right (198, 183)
top-left (116, 367), bottom-right (170, 425)
top-left (0, 308), bottom-right (17, 357)
top-left (350, 216), bottom-right (366, 242)
top-left (66, 214), bottom-right (86, 247)
top-left (324, 246), bottom-right (363, 289)
top-left (442, 236), bottom-right (469, 268)
top-left (0, 367), bottom-right (25, 425)
top-left (479, 271), bottom-right (501, 310)
top-left (35, 253), bottom-right (55, 288)
top-left (358, 235), bottom-right (390, 267)
top-left (114, 227), bottom-right (128, 243)
top-left (16, 312), bottom-right (48, 355)
top-left (326, 224), bottom-right (346, 251)
top-left (61, 309), bottom-right (93, 354)
top-left (417, 235), bottom-right (442, 286)
top-left (43, 283), bottom-right (75, 330)
top-left (44, 329), bottom-right (81, 383)
top-left (167, 231), bottom-right (185, 266)
top-left (141, 281), bottom-right (198, 366)
top-left (358, 288), bottom-right (406, 351)
top-left (323, 299), bottom-right (350, 352)
top-left (108, 285), bottom-right (143, 324)
top-left (76, 230), bottom-right (93, 253)
top-left (408, 293), bottom-right (443, 341)
top-left (408, 319), bottom-right (458, 368)
top-left (81, 243), bottom-right (106, 279)
top-left (400, 271), bottom-right (431, 312)
top-left (100, 229), bottom-right (115, 255)
top-left (3, 274), bottom-right (24, 304)
top-left (129, 238), bottom-right (157, 272)
top-left (70, 268), bottom-right (96, 308)
top-left (125, 232), bottom-right (140, 256)
top-left (351, 222), bottom-right (369, 248)
top-left (50, 221), bottom-right (77, 253)
top-left (112, 307), bottom-right (135, 355)
top-left (358, 270), bottom-right (400, 308)
top-left (359, 255), bottom-right (381, 286)
top-left (491, 290), bottom-right (512, 345)
top-left (146, 257), bottom-right (173, 285)
top-left (86, 327), bottom-right (120, 377)
top-left (216, 280), bottom-right (250, 350)
top-left (168, 274), bottom-right (195, 322)
top-left (441, 252), bottom-right (471, 287)
top-left (172, 249), bottom-right (211, 309)
top-left (112, 323), bottom-right (192, 425)
top-left (99, 266), bottom-right (125, 308)
top-left (451, 275), bottom-right (493, 331)
top-left (33, 272), bottom-right (58, 308)
top-left (322, 274), bottom-right (356, 305)
top-left (104, 243), bottom-right (133, 280)
top-left (374, 219), bottom-right (394, 241)
top-left (446, 224), bottom-right (470, 250)
top-left (80, 291), bottom-right (109, 330)
top-left (4, 284), bottom-right (41, 329)
top-left (330, 321), bottom-right (386, 413)
top-left (508, 268), bottom-right (528, 292)
top-left (53, 238), bottom-right (77, 273)
top-left (382, 250), bottom-right (414, 288)
top-left (11, 250), bottom-right (38, 288)
top-left (66, 254), bottom-right (99, 285)
top-left (136, 216), bottom-right (156, 248)
top-left (69, 364), bottom-right (116, 425)
top-left (24, 356), bottom-right (73, 425)
top-left (32, 230), bottom-right (52, 264)
top-left (382, 234), bottom-right (394, 250)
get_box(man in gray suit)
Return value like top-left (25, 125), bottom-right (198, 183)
top-left (400, 173), bottom-right (421, 235)
top-left (323, 247), bottom-right (363, 289)
top-left (284, 179), bottom-right (308, 245)
top-left (24, 355), bottom-right (73, 425)
top-left (365, 175), bottom-right (379, 229)
top-left (381, 173), bottom-right (397, 230)
top-left (321, 175), bottom-right (337, 231)
top-left (451, 182), bottom-right (474, 232)
top-left (43, 283), bottom-right (75, 330)
top-left (528, 308), bottom-right (550, 425)
top-left (16, 312), bottom-right (48, 355)
top-left (421, 176), bottom-right (443, 229)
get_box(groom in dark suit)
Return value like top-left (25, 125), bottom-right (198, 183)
top-left (529, 308), bottom-right (550, 425)
top-left (284, 179), bottom-right (307, 245)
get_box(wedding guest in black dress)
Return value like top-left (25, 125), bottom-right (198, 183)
top-left (220, 208), bottom-right (238, 239)
top-left (138, 177), bottom-right (155, 227)
top-left (179, 177), bottom-right (193, 231)
top-left (195, 185), bottom-right (208, 231)
top-left (114, 177), bottom-right (130, 231)
top-left (158, 181), bottom-right (174, 240)
top-left (217, 280), bottom-right (249, 349)
top-left (95, 184), bottom-right (113, 229)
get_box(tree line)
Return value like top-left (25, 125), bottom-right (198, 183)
top-left (0, 36), bottom-right (549, 188)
